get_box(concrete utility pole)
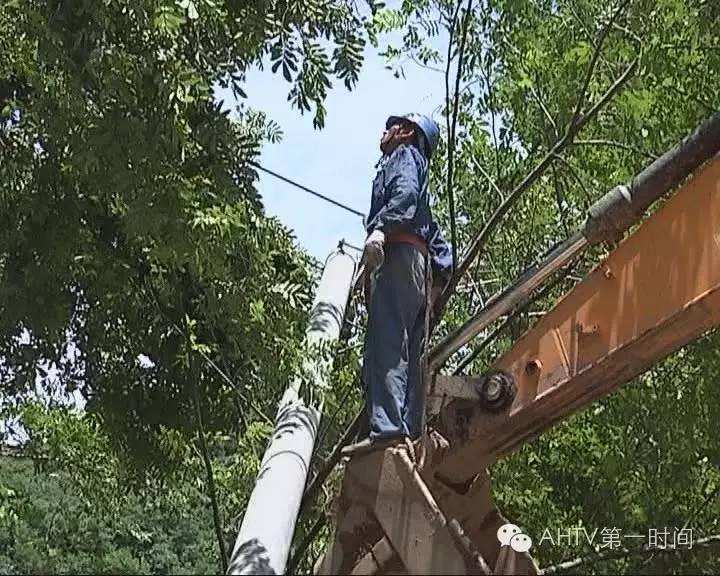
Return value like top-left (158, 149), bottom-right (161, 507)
top-left (228, 246), bottom-right (357, 575)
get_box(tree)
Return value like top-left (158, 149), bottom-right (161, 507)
top-left (1, 405), bottom-right (219, 574)
top-left (1, 0), bottom-right (375, 570)
top-left (0, 0), bottom-right (373, 463)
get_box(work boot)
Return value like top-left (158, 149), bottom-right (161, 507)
top-left (341, 435), bottom-right (405, 457)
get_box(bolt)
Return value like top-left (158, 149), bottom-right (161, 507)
top-left (485, 378), bottom-right (502, 401)
top-left (577, 323), bottom-right (600, 335)
top-left (525, 359), bottom-right (542, 376)
top-left (479, 372), bottom-right (516, 413)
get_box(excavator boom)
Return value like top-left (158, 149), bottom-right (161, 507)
top-left (436, 155), bottom-right (720, 482)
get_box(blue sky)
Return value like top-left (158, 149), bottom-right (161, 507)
top-left (215, 30), bottom-right (448, 261)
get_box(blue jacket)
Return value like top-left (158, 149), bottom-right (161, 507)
top-left (365, 143), bottom-right (453, 285)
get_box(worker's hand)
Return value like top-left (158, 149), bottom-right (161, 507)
top-left (361, 229), bottom-right (386, 272)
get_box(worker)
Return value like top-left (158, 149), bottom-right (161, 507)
top-left (343, 113), bottom-right (452, 455)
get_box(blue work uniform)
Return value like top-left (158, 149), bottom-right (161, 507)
top-left (363, 143), bottom-right (452, 440)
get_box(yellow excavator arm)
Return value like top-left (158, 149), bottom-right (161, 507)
top-left (436, 154), bottom-right (720, 483)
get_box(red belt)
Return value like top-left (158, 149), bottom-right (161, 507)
top-left (386, 231), bottom-right (428, 256)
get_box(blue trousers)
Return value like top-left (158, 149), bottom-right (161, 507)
top-left (363, 243), bottom-right (429, 440)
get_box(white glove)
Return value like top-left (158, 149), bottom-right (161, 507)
top-left (362, 229), bottom-right (386, 272)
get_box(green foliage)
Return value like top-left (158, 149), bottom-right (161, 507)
top-left (1, 406), bottom-right (220, 574)
top-left (0, 454), bottom-right (219, 575)
top-left (0, 0), bottom-right (378, 572)
top-left (0, 0), bottom-right (376, 466)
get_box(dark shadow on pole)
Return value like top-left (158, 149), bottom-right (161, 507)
top-left (227, 538), bottom-right (276, 575)
top-left (308, 301), bottom-right (344, 336)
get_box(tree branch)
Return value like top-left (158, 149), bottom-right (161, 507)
top-left (550, 162), bottom-right (570, 236)
top-left (612, 22), bottom-right (643, 45)
top-left (458, 77), bottom-right (483, 98)
top-left (210, 325), bottom-right (249, 433)
top-left (453, 314), bottom-right (506, 374)
top-left (444, 0), bottom-right (463, 143)
top-left (287, 512), bottom-right (328, 574)
top-left (479, 54), bottom-right (502, 181)
top-left (552, 153), bottom-right (593, 205)
top-left (454, 257), bottom-right (576, 374)
top-left (466, 274), bottom-right (488, 307)
top-left (314, 375), bottom-right (356, 452)
top-left (445, 0), bottom-right (466, 274)
top-left (194, 347), bottom-right (274, 427)
top-left (299, 408), bottom-right (364, 516)
top-left (470, 156), bottom-right (505, 201)
top-left (571, 56), bottom-right (639, 134)
top-left (566, 2), bottom-right (597, 50)
top-left (193, 374), bottom-right (229, 573)
top-left (539, 100), bottom-right (568, 234)
top-left (540, 534), bottom-right (720, 574)
top-left (530, 79), bottom-right (559, 136)
top-left (433, 55), bottom-right (638, 324)
top-left (566, 0), bottom-right (631, 134)
top-left (409, 53), bottom-right (446, 74)
top-left (682, 483), bottom-right (720, 532)
top-left (144, 279), bottom-right (274, 426)
top-left (572, 138), bottom-right (659, 160)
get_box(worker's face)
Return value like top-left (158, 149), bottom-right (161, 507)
top-left (380, 121), bottom-right (416, 155)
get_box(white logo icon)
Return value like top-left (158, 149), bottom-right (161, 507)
top-left (497, 523), bottom-right (533, 553)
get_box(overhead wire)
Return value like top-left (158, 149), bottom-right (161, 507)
top-left (249, 160), bottom-right (366, 218)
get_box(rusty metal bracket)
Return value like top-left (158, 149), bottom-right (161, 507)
top-left (427, 374), bottom-right (484, 416)
top-left (428, 373), bottom-right (516, 417)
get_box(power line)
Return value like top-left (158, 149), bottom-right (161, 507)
top-left (250, 160), bottom-right (365, 218)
